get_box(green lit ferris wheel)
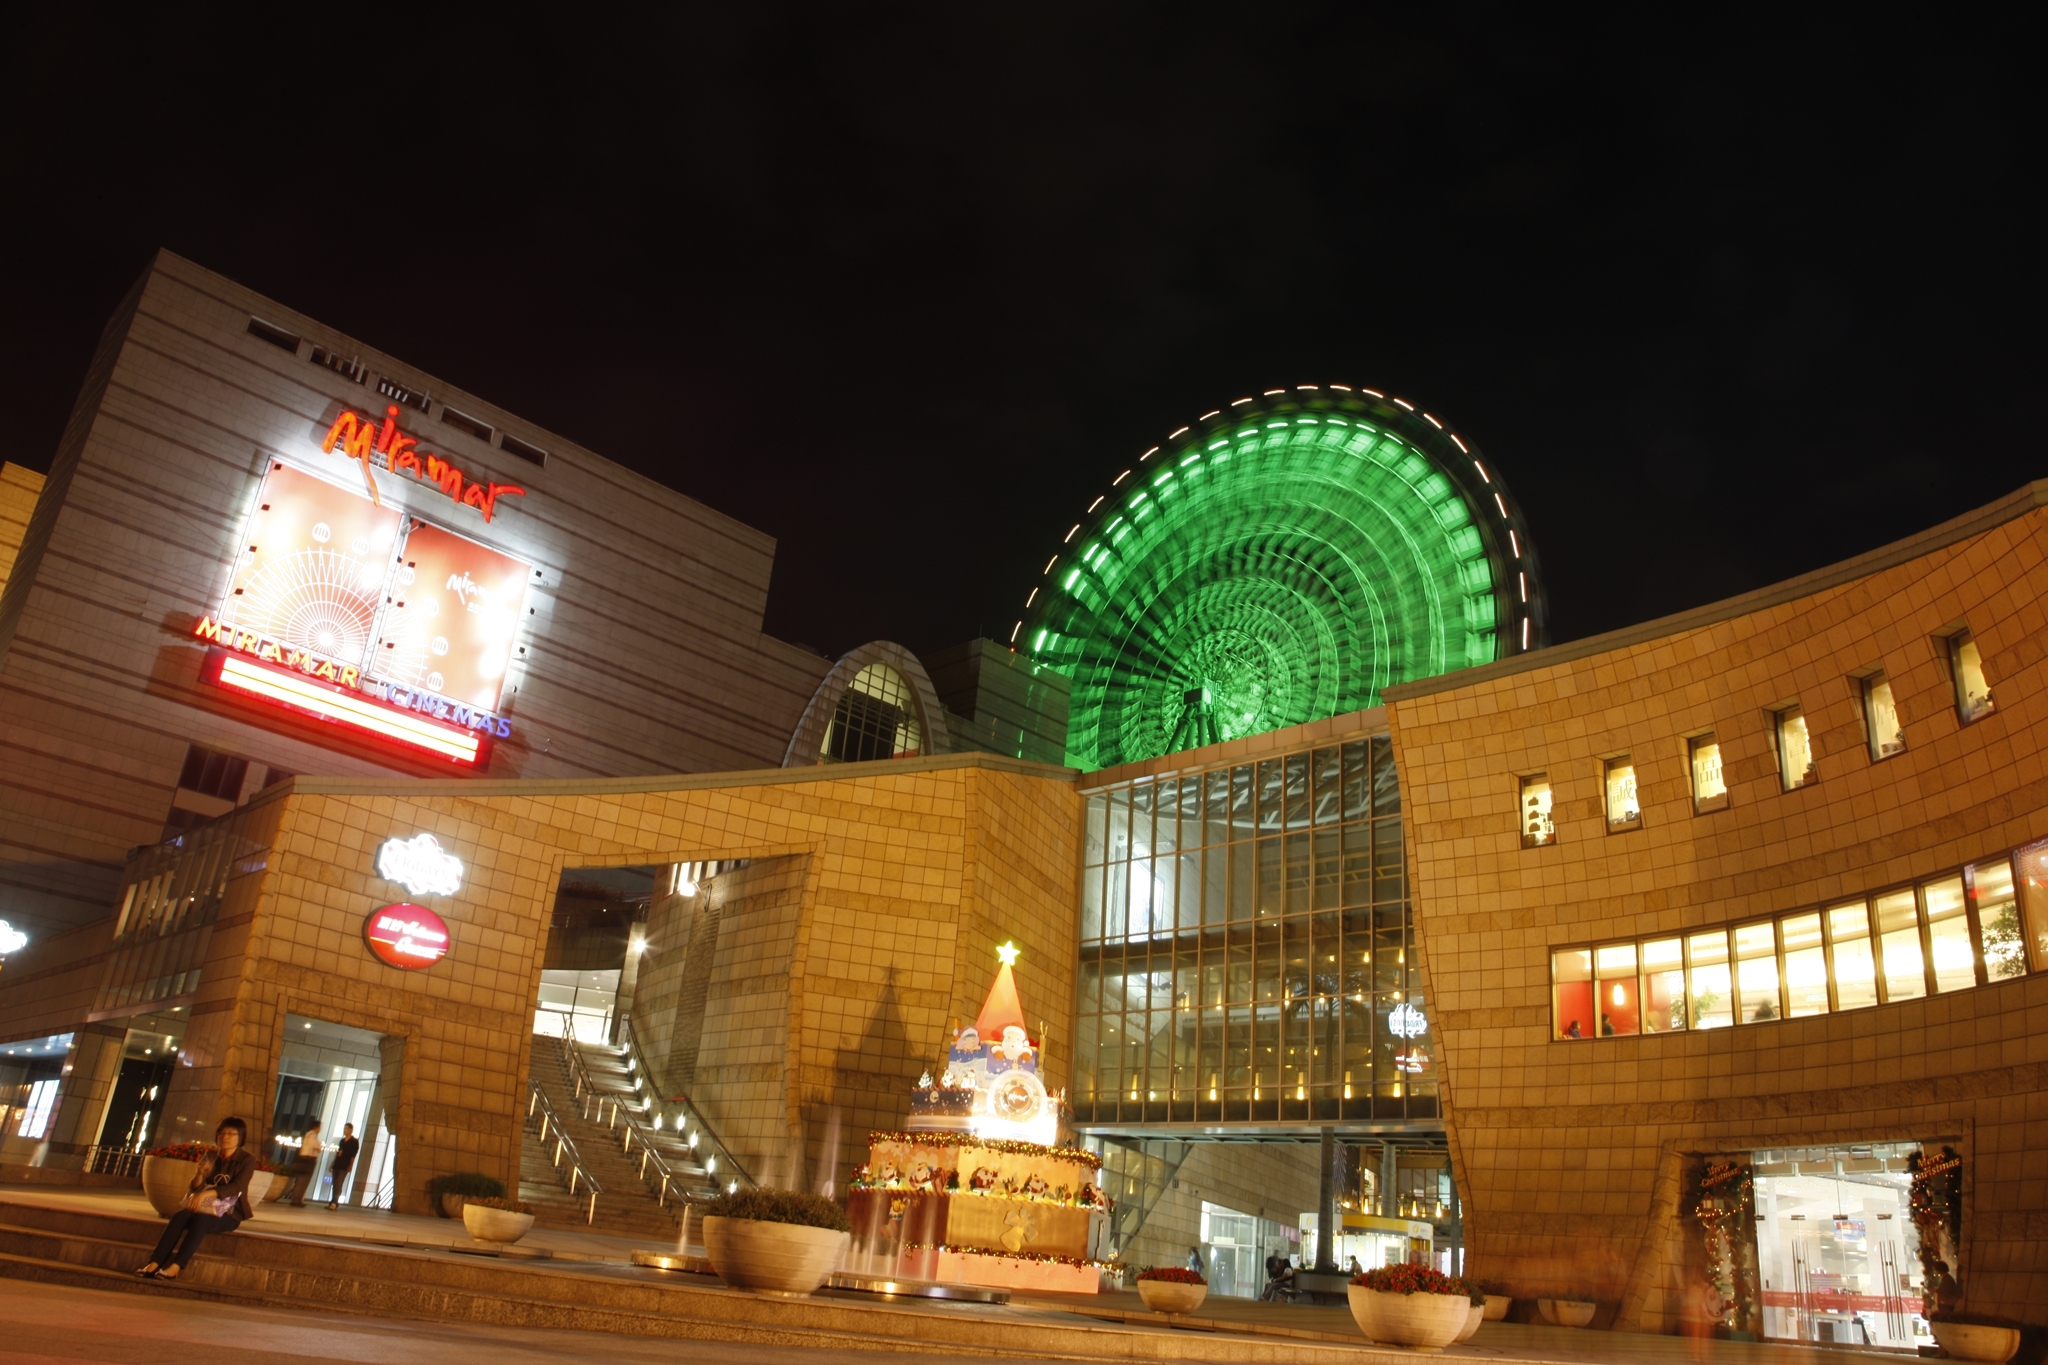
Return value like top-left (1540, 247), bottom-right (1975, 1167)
top-left (1016, 385), bottom-right (1547, 771)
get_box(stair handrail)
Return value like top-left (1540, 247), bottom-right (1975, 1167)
top-left (526, 1071), bottom-right (601, 1223)
top-left (619, 1012), bottom-right (754, 1193)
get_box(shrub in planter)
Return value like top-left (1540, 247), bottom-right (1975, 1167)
top-left (1346, 1264), bottom-right (1472, 1349)
top-left (425, 1171), bottom-right (506, 1219)
top-left (1929, 1312), bottom-right (2023, 1363)
top-left (462, 1195), bottom-right (537, 1244)
top-left (1135, 1266), bottom-right (1208, 1314)
top-left (140, 1143), bottom-right (278, 1216)
top-left (700, 1188), bottom-right (850, 1294)
top-left (1474, 1278), bottom-right (1512, 1320)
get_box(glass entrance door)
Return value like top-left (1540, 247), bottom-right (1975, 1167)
top-left (1752, 1143), bottom-right (1927, 1351)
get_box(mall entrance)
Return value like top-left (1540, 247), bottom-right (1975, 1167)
top-left (270, 1015), bottom-right (398, 1207)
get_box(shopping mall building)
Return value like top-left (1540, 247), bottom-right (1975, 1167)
top-left (0, 250), bottom-right (2041, 1338)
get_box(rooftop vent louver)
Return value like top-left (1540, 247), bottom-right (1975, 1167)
top-left (246, 318), bottom-right (300, 353)
top-left (441, 407), bottom-right (493, 442)
top-left (498, 433), bottom-right (548, 467)
top-left (376, 376), bottom-right (431, 414)
top-left (309, 347), bottom-right (367, 384)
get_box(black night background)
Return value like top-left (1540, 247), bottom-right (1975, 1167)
top-left (2, 7), bottom-right (2039, 659)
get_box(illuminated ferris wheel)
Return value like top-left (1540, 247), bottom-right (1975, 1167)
top-left (1019, 385), bottom-right (1547, 769)
top-left (232, 545), bottom-right (384, 662)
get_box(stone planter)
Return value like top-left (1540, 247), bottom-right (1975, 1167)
top-left (1456, 1301), bottom-right (1484, 1342)
top-left (1483, 1293), bottom-right (1510, 1320)
top-left (141, 1158), bottom-right (271, 1217)
top-left (702, 1215), bottom-right (849, 1295)
top-left (1932, 1322), bottom-right (2021, 1363)
top-left (1346, 1285), bottom-right (1471, 1349)
top-left (438, 1193), bottom-right (469, 1220)
top-left (1539, 1298), bottom-right (1596, 1328)
top-left (246, 1172), bottom-right (274, 1210)
top-left (1136, 1280), bottom-right (1208, 1314)
top-left (462, 1204), bottom-right (535, 1244)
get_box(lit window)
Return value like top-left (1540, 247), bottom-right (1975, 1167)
top-left (18, 1078), bottom-right (58, 1139)
top-left (1733, 922), bottom-right (1780, 1023)
top-left (1973, 857), bottom-right (2025, 980)
top-left (1947, 630), bottom-right (1995, 723)
top-left (1874, 889), bottom-right (1925, 1002)
top-left (1640, 938), bottom-right (1686, 1032)
top-left (1603, 756), bottom-right (1640, 833)
top-left (1862, 673), bottom-right (1905, 760)
top-left (1519, 773), bottom-right (1555, 848)
top-left (1687, 931), bottom-right (1732, 1029)
top-left (1688, 733), bottom-right (1727, 814)
top-left (2015, 839), bottom-right (2048, 975)
top-left (1827, 903), bottom-right (1878, 1010)
top-left (1922, 876), bottom-right (1977, 994)
top-left (1774, 705), bottom-right (1815, 791)
top-left (1780, 913), bottom-right (1827, 1017)
top-left (1595, 943), bottom-right (1639, 1035)
top-left (1551, 948), bottom-right (1592, 1039)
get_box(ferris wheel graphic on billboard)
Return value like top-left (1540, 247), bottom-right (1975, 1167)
top-left (220, 464), bottom-right (399, 662)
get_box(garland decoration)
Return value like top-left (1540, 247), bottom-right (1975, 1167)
top-left (1908, 1146), bottom-right (1963, 1316)
top-left (866, 1130), bottom-right (1103, 1168)
top-left (1688, 1158), bottom-right (1758, 1334)
top-left (902, 1240), bottom-right (1112, 1272)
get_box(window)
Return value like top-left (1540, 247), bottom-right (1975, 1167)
top-left (1519, 773), bottom-right (1555, 847)
top-left (1827, 903), bottom-right (1878, 1010)
top-left (1595, 943), bottom-right (1638, 1035)
top-left (376, 375), bottom-right (431, 413)
top-left (1688, 733), bottom-right (1727, 813)
top-left (308, 346), bottom-right (366, 384)
top-left (1922, 876), bottom-right (1977, 993)
top-left (1861, 673), bottom-right (1905, 760)
top-left (1947, 630), bottom-right (1995, 723)
top-left (1774, 704), bottom-right (1815, 790)
top-left (1553, 948), bottom-right (1593, 1039)
top-left (18, 1078), bottom-right (59, 1139)
top-left (1603, 756), bottom-right (1640, 833)
top-left (177, 744), bottom-right (248, 801)
top-left (1734, 922), bottom-right (1780, 1022)
top-left (441, 407), bottom-right (493, 442)
top-left (1781, 914), bottom-right (1827, 1017)
top-left (1687, 931), bottom-right (1733, 1029)
top-left (246, 317), bottom-right (300, 352)
top-left (1973, 857), bottom-right (2024, 979)
top-left (1641, 938), bottom-right (1686, 1032)
top-left (499, 433), bottom-right (549, 466)
top-left (1874, 888), bottom-right (1925, 1002)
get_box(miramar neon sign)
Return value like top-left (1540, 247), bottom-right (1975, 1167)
top-left (323, 406), bottom-right (525, 523)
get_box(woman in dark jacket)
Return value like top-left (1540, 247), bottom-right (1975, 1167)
top-left (136, 1117), bottom-right (258, 1280)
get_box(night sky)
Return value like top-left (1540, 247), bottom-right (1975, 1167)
top-left (3, 9), bottom-right (2040, 661)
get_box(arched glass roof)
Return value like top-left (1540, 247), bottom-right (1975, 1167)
top-left (1018, 386), bottom-right (1545, 770)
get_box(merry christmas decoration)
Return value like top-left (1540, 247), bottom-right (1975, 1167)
top-left (848, 942), bottom-right (1112, 1293)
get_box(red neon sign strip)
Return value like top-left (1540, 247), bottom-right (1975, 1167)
top-left (216, 654), bottom-right (481, 764)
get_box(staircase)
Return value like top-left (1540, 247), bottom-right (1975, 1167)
top-left (521, 1038), bottom-right (686, 1241)
top-left (1090, 1136), bottom-right (1192, 1258)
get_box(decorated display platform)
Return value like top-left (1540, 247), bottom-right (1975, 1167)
top-left (848, 943), bottom-right (1111, 1293)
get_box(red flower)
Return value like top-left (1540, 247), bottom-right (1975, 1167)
top-left (1136, 1267), bottom-right (1206, 1285)
top-left (1349, 1263), bottom-right (1464, 1296)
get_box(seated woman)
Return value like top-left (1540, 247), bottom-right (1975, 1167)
top-left (136, 1116), bottom-right (258, 1280)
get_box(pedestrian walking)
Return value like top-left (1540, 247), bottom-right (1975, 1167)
top-left (326, 1123), bottom-right (360, 1210)
top-left (134, 1117), bottom-right (258, 1280)
top-left (277, 1119), bottom-right (322, 1206)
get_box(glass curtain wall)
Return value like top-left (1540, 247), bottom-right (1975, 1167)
top-left (1075, 736), bottom-right (1431, 1124)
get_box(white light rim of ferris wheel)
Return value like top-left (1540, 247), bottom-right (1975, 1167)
top-left (1387, 1003), bottom-right (1428, 1038)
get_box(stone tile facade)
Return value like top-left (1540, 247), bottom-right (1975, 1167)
top-left (1384, 484), bottom-right (2048, 1327)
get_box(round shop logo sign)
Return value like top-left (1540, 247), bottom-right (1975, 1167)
top-left (376, 832), bottom-right (463, 897)
top-left (364, 903), bottom-right (451, 970)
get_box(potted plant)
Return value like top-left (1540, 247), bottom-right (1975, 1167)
top-left (700, 1188), bottom-right (851, 1295)
top-left (1134, 1266), bottom-right (1207, 1314)
top-left (1930, 1312), bottom-right (2023, 1363)
top-left (1475, 1278), bottom-right (1511, 1320)
top-left (140, 1142), bottom-right (277, 1216)
top-left (1346, 1263), bottom-right (1472, 1349)
top-left (462, 1195), bottom-right (537, 1244)
top-left (1455, 1281), bottom-right (1487, 1342)
top-left (425, 1171), bottom-right (505, 1219)
top-left (1538, 1297), bottom-right (1597, 1327)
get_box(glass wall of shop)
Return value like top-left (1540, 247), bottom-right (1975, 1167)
top-left (1752, 1142), bottom-right (1930, 1351)
top-left (273, 1014), bottom-right (392, 1207)
top-left (1200, 1201), bottom-right (1300, 1298)
top-left (0, 1033), bottom-right (72, 1163)
top-left (1553, 841), bottom-right (2036, 1040)
top-left (1074, 736), bottom-right (1430, 1125)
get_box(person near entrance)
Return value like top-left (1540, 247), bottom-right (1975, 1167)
top-left (326, 1123), bottom-right (359, 1210)
top-left (135, 1117), bottom-right (258, 1280)
top-left (277, 1119), bottom-right (323, 1206)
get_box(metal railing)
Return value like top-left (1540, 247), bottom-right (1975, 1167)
top-left (526, 1073), bottom-right (601, 1223)
top-left (84, 1144), bottom-right (145, 1178)
top-left (619, 1014), bottom-right (754, 1193)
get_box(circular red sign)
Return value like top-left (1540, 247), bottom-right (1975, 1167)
top-left (363, 903), bottom-right (451, 970)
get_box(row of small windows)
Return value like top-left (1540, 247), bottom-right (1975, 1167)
top-left (1551, 839), bottom-right (2043, 1040)
top-left (246, 316), bottom-right (548, 467)
top-left (1519, 627), bottom-right (1996, 846)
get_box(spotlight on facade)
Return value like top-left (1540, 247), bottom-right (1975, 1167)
top-left (0, 921), bottom-right (27, 956)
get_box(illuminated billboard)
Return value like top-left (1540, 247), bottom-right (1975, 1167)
top-left (198, 460), bottom-right (528, 765)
